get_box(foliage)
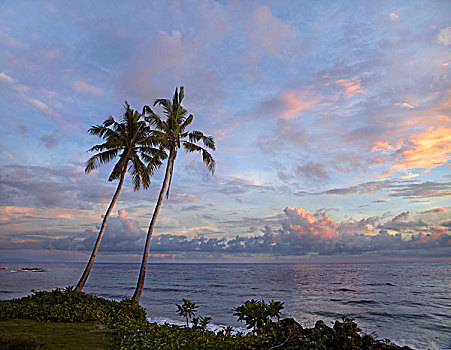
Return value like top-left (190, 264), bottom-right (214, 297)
top-left (0, 287), bottom-right (146, 326)
top-left (233, 299), bottom-right (284, 332)
top-left (85, 101), bottom-right (165, 190)
top-left (176, 299), bottom-right (212, 330)
top-left (176, 299), bottom-right (198, 327)
top-left (0, 289), bottom-right (411, 350)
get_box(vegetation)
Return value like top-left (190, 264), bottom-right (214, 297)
top-left (75, 102), bottom-right (164, 291)
top-left (132, 86), bottom-right (215, 302)
top-left (0, 289), bottom-right (412, 349)
top-left (0, 319), bottom-right (112, 349)
top-left (233, 299), bottom-right (284, 332)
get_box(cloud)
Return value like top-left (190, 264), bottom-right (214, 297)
top-left (436, 26), bottom-right (451, 46)
top-left (335, 77), bottom-right (365, 97)
top-left (295, 179), bottom-right (451, 200)
top-left (40, 130), bottom-right (63, 148)
top-left (294, 161), bottom-right (330, 182)
top-left (73, 80), bottom-right (105, 96)
top-left (167, 193), bottom-right (201, 204)
top-left (394, 102), bottom-right (415, 109)
top-left (2, 207), bottom-right (449, 260)
top-left (0, 71), bottom-right (60, 118)
top-left (0, 72), bottom-right (16, 83)
top-left (389, 12), bottom-right (399, 21)
top-left (121, 30), bottom-right (221, 103)
top-left (283, 207), bottom-right (340, 240)
top-left (419, 208), bottom-right (447, 215)
top-left (258, 88), bottom-right (319, 119)
top-left (247, 5), bottom-right (297, 60)
top-left (37, 209), bottom-right (147, 252)
top-left (372, 126), bottom-right (451, 177)
top-left (257, 118), bottom-right (309, 155)
top-left (213, 176), bottom-right (263, 197)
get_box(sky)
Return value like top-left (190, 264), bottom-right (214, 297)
top-left (0, 0), bottom-right (450, 262)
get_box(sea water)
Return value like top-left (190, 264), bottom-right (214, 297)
top-left (0, 261), bottom-right (449, 349)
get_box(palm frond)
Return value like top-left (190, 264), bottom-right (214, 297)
top-left (180, 114), bottom-right (193, 132)
top-left (187, 131), bottom-right (216, 150)
top-left (182, 141), bottom-right (215, 174)
top-left (85, 149), bottom-right (119, 173)
top-left (130, 154), bottom-right (150, 191)
top-left (154, 98), bottom-right (172, 116)
top-left (108, 152), bottom-right (128, 181)
top-left (145, 114), bottom-right (167, 132)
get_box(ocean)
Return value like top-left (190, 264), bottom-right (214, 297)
top-left (0, 261), bottom-right (449, 349)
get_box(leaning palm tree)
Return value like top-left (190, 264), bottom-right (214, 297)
top-left (132, 87), bottom-right (215, 302)
top-left (75, 102), bottom-right (165, 291)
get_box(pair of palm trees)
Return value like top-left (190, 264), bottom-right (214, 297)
top-left (74, 87), bottom-right (215, 303)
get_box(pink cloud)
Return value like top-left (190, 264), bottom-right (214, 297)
top-left (373, 126), bottom-right (451, 177)
top-left (0, 206), bottom-right (97, 222)
top-left (395, 102), bottom-right (415, 109)
top-left (336, 78), bottom-right (365, 97)
top-left (118, 209), bottom-right (128, 219)
top-left (419, 208), bottom-right (447, 215)
top-left (389, 12), bottom-right (399, 21)
top-left (261, 88), bottom-right (319, 119)
top-left (284, 207), bottom-right (341, 239)
top-left (280, 91), bottom-right (316, 119)
top-left (168, 193), bottom-right (201, 204)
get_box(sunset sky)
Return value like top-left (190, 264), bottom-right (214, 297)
top-left (0, 0), bottom-right (450, 262)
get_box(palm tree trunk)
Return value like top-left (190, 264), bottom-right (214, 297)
top-left (75, 162), bottom-right (128, 291)
top-left (132, 152), bottom-right (175, 302)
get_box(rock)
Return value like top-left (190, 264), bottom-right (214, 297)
top-left (314, 320), bottom-right (328, 330)
top-left (280, 318), bottom-right (302, 329)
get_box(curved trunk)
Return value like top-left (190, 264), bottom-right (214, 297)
top-left (75, 162), bottom-right (128, 291)
top-left (132, 151), bottom-right (175, 302)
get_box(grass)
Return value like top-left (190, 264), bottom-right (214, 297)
top-left (0, 319), bottom-right (113, 350)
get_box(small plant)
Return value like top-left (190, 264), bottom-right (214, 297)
top-left (176, 299), bottom-right (198, 327)
top-left (192, 315), bottom-right (212, 330)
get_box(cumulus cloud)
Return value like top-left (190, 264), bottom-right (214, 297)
top-left (4, 207), bottom-right (448, 261)
top-left (436, 26), bottom-right (451, 46)
top-left (44, 209), bottom-right (146, 252)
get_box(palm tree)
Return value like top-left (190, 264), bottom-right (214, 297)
top-left (132, 87), bottom-right (215, 302)
top-left (75, 102), bottom-right (164, 291)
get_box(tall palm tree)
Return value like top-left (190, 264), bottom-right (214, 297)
top-left (75, 102), bottom-right (165, 291)
top-left (132, 87), bottom-right (215, 302)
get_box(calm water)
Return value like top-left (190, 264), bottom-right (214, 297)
top-left (0, 261), bottom-right (450, 349)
